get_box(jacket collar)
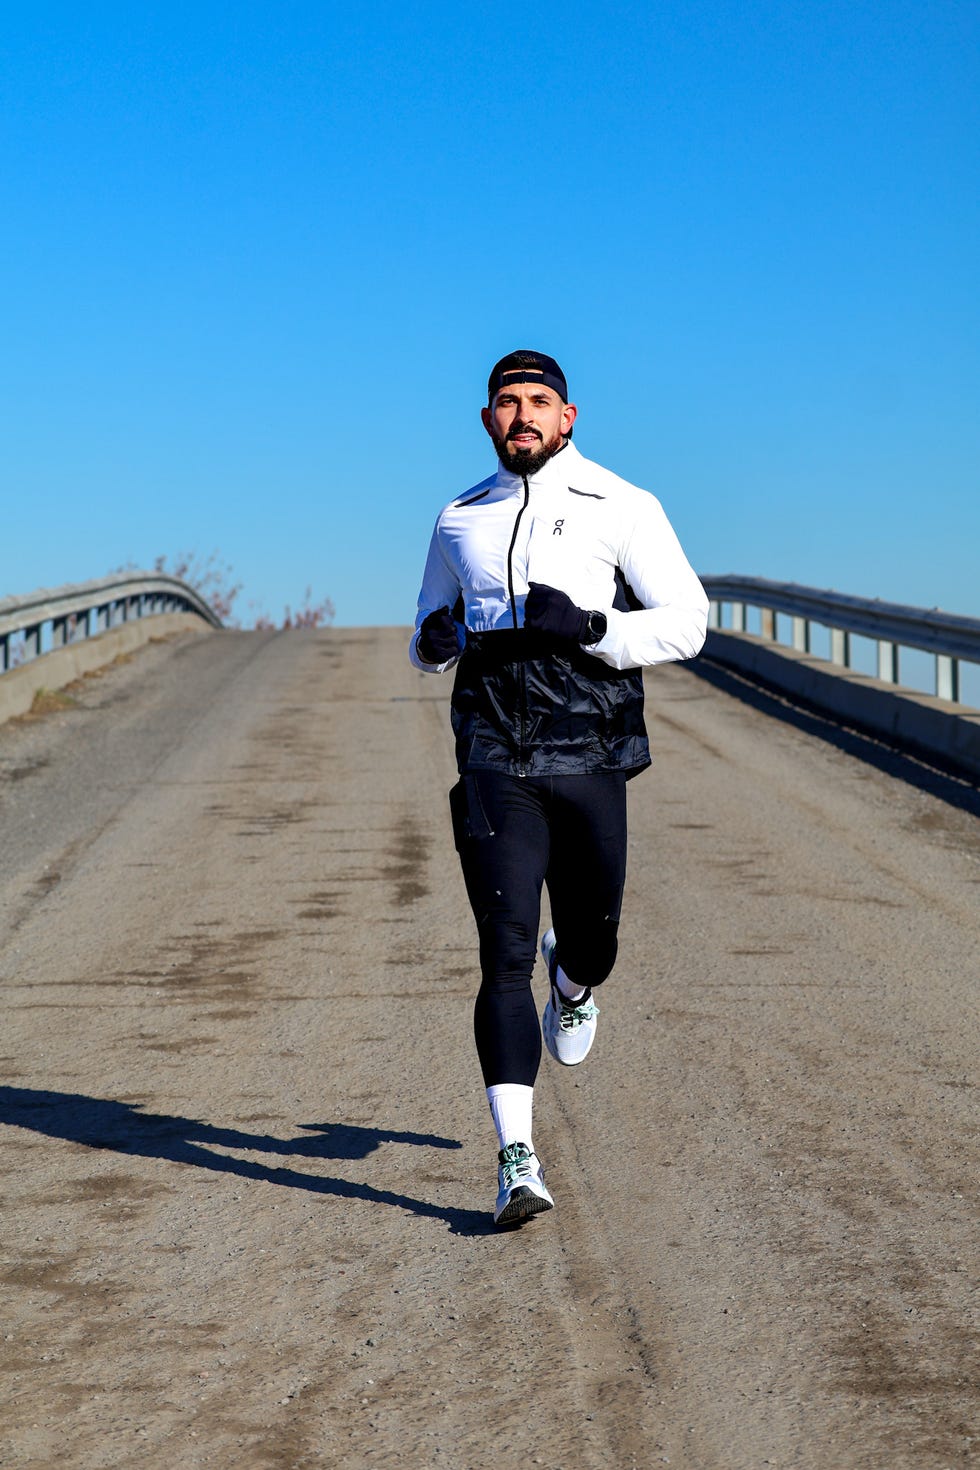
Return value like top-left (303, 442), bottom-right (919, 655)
top-left (496, 440), bottom-right (582, 492)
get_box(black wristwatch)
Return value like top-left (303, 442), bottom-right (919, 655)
top-left (582, 610), bottom-right (607, 645)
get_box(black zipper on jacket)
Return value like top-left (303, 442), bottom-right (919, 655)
top-left (505, 476), bottom-right (530, 626)
top-left (506, 477), bottom-right (531, 774)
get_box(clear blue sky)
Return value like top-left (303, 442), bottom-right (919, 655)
top-left (2, 2), bottom-right (977, 626)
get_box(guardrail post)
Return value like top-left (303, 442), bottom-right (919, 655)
top-left (708, 601), bottom-right (721, 630)
top-left (760, 608), bottom-right (776, 640)
top-left (0, 634), bottom-right (8, 673)
top-left (23, 624), bottom-right (42, 661)
top-left (52, 616), bottom-right (68, 649)
top-left (792, 616), bottom-right (810, 653)
top-left (732, 602), bottom-right (746, 632)
top-left (936, 655), bottom-right (959, 703)
top-left (877, 640), bottom-right (899, 684)
top-left (73, 609), bottom-right (90, 642)
top-left (830, 627), bottom-right (851, 667)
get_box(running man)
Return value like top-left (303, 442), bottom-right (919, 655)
top-left (410, 350), bottom-right (708, 1226)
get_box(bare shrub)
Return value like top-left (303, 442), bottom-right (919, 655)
top-left (114, 554), bottom-right (334, 630)
top-left (254, 589), bottom-right (336, 630)
top-left (152, 552), bottom-right (243, 626)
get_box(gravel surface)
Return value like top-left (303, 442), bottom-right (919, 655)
top-left (0, 628), bottom-right (976, 1469)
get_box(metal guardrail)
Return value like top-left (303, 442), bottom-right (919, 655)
top-left (701, 576), bottom-right (980, 704)
top-left (0, 573), bottom-right (222, 674)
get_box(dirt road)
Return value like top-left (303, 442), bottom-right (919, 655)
top-left (0, 628), bottom-right (976, 1469)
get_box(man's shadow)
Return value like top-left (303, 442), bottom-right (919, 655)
top-left (0, 1087), bottom-right (492, 1236)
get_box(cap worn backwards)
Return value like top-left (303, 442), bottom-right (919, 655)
top-left (487, 350), bottom-right (568, 404)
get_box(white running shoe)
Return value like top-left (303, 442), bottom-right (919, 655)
top-left (493, 1142), bottom-right (554, 1227)
top-left (541, 928), bottom-right (599, 1066)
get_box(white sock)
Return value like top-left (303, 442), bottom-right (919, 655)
top-left (555, 964), bottom-right (588, 1004)
top-left (487, 1083), bottom-right (534, 1153)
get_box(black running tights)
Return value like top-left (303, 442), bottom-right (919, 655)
top-left (450, 769), bottom-right (628, 1088)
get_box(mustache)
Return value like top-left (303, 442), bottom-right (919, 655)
top-left (507, 426), bottom-right (542, 442)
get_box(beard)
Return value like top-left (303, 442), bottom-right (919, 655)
top-left (491, 427), bottom-right (566, 478)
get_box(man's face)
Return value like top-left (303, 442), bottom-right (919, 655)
top-left (481, 383), bottom-right (578, 477)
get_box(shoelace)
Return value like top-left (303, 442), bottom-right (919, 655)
top-left (499, 1143), bottom-right (533, 1188)
top-left (556, 992), bottom-right (599, 1032)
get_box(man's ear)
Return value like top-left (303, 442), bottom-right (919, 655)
top-left (481, 405), bottom-right (494, 438)
top-left (561, 402), bottom-right (578, 436)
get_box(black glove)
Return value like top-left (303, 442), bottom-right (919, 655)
top-left (417, 606), bottom-right (460, 664)
top-left (525, 583), bottom-right (605, 644)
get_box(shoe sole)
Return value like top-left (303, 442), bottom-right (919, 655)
top-left (544, 1042), bottom-right (593, 1066)
top-left (494, 1186), bottom-right (554, 1228)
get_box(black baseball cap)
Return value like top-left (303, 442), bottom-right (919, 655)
top-left (487, 350), bottom-right (568, 404)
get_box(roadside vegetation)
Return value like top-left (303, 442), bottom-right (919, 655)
top-left (2, 554), bottom-right (334, 673)
top-left (140, 552), bottom-right (335, 630)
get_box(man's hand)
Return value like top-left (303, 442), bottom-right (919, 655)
top-left (525, 583), bottom-right (600, 644)
top-left (417, 606), bottom-right (460, 664)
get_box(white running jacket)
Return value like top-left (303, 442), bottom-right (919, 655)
top-left (410, 441), bottom-right (708, 672)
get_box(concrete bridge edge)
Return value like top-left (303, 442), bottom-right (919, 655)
top-left (0, 613), bottom-right (215, 727)
top-left (698, 628), bottom-right (980, 783)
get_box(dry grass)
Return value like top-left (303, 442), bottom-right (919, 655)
top-left (27, 687), bottom-right (79, 716)
top-left (11, 649), bottom-right (146, 725)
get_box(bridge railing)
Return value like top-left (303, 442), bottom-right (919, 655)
top-left (701, 576), bottom-right (980, 705)
top-left (0, 573), bottom-right (223, 674)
